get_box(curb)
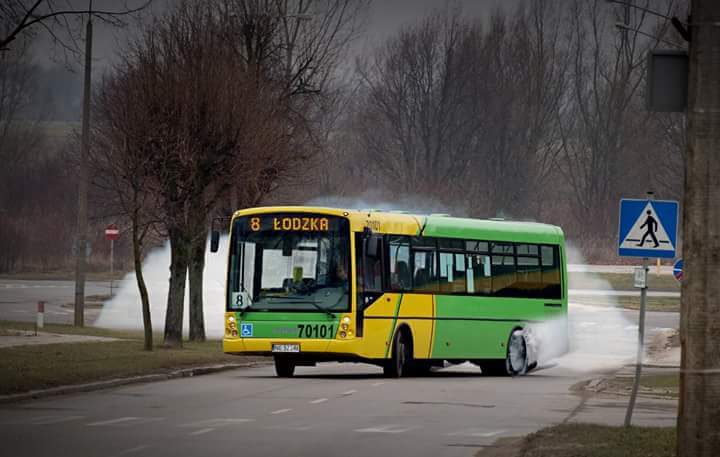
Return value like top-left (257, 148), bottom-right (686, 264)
top-left (0, 361), bottom-right (271, 404)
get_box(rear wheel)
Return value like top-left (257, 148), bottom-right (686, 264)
top-left (507, 329), bottom-right (529, 376)
top-left (274, 357), bottom-right (296, 377)
top-left (383, 330), bottom-right (411, 378)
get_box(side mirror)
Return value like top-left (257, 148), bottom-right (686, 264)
top-left (210, 231), bottom-right (220, 253)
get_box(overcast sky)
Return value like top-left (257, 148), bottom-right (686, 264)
top-left (30, 0), bottom-right (518, 120)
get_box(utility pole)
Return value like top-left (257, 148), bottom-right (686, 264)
top-left (677, 1), bottom-right (720, 456)
top-left (74, 6), bottom-right (92, 327)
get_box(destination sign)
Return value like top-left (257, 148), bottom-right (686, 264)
top-left (246, 215), bottom-right (332, 232)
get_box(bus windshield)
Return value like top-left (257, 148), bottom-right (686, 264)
top-left (227, 214), bottom-right (350, 313)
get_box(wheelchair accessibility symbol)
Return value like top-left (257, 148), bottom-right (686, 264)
top-left (240, 323), bottom-right (253, 337)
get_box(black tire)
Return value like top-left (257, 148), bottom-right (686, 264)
top-left (408, 360), bottom-right (433, 376)
top-left (274, 357), bottom-right (296, 377)
top-left (507, 329), bottom-right (529, 376)
top-left (383, 330), bottom-right (411, 378)
top-left (480, 360), bottom-right (508, 376)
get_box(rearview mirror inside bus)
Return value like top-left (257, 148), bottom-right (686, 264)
top-left (210, 231), bottom-right (220, 253)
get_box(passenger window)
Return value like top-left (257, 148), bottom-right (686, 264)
top-left (467, 254), bottom-right (491, 294)
top-left (356, 233), bottom-right (383, 293)
top-left (388, 236), bottom-right (411, 291)
top-left (491, 251), bottom-right (516, 296)
top-left (516, 248), bottom-right (543, 297)
top-left (541, 245), bottom-right (561, 299)
top-left (439, 252), bottom-right (467, 293)
top-left (412, 249), bottom-right (438, 292)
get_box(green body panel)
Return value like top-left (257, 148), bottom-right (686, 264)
top-left (430, 295), bottom-right (548, 359)
top-left (237, 311), bottom-right (339, 339)
top-left (420, 216), bottom-right (564, 245)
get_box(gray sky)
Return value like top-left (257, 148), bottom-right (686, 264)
top-left (30, 0), bottom-right (518, 120)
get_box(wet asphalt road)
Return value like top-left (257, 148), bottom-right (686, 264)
top-left (0, 360), bottom-right (677, 457)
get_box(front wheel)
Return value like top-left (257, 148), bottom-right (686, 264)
top-left (383, 331), bottom-right (411, 378)
top-left (274, 357), bottom-right (296, 377)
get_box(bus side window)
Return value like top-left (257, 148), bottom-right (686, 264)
top-left (490, 243), bottom-right (516, 296)
top-left (467, 254), bottom-right (491, 294)
top-left (356, 233), bottom-right (383, 293)
top-left (541, 245), bottom-right (561, 299)
top-left (388, 236), bottom-right (411, 291)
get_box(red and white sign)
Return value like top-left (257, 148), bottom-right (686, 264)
top-left (105, 224), bottom-right (120, 241)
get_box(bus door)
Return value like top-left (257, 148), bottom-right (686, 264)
top-left (355, 232), bottom-right (384, 337)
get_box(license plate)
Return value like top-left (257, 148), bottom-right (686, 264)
top-left (272, 343), bottom-right (300, 353)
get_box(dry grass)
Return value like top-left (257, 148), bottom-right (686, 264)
top-left (519, 423), bottom-right (675, 457)
top-left (0, 320), bottom-right (268, 395)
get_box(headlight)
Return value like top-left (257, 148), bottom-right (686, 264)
top-left (342, 316), bottom-right (351, 324)
top-left (339, 331), bottom-right (347, 338)
top-left (341, 323), bottom-right (349, 330)
top-left (228, 316), bottom-right (235, 323)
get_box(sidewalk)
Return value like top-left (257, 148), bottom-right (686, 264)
top-left (0, 329), bottom-right (119, 348)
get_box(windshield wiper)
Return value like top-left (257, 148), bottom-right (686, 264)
top-left (265, 297), bottom-right (336, 318)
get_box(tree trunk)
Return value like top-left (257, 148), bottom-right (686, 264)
top-left (188, 228), bottom-right (207, 342)
top-left (677, 1), bottom-right (720, 456)
top-left (164, 227), bottom-right (188, 348)
top-left (132, 210), bottom-right (153, 351)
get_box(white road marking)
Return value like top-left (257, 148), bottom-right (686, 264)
top-left (271, 409), bottom-right (292, 415)
top-left (446, 429), bottom-right (507, 438)
top-left (341, 390), bottom-right (357, 396)
top-left (87, 417), bottom-right (141, 426)
top-left (355, 424), bottom-right (419, 434)
top-left (87, 417), bottom-right (163, 427)
top-left (371, 382), bottom-right (386, 387)
top-left (265, 425), bottom-right (312, 431)
top-left (181, 419), bottom-right (254, 428)
top-left (309, 398), bottom-right (328, 404)
top-left (114, 445), bottom-right (150, 456)
top-left (30, 415), bottom-right (85, 425)
top-left (189, 428), bottom-right (214, 436)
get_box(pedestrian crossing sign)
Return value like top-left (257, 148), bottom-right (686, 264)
top-left (618, 199), bottom-right (679, 258)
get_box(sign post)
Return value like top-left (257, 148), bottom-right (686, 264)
top-left (618, 193), bottom-right (679, 427)
top-left (105, 224), bottom-right (120, 296)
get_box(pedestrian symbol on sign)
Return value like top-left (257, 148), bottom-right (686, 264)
top-left (638, 210), bottom-right (660, 248)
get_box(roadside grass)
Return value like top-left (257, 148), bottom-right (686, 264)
top-left (604, 374), bottom-right (679, 398)
top-left (517, 423), bottom-right (676, 457)
top-left (0, 320), bottom-right (268, 395)
top-left (0, 340), bottom-right (265, 396)
top-left (0, 320), bottom-right (146, 339)
top-left (0, 271), bottom-right (124, 281)
top-left (570, 296), bottom-right (679, 312)
top-left (569, 272), bottom-right (679, 292)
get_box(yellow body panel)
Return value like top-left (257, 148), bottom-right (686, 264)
top-left (396, 294), bottom-right (435, 359)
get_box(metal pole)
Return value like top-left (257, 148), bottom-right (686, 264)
top-left (625, 191), bottom-right (653, 427)
top-left (73, 7), bottom-right (92, 327)
top-left (625, 258), bottom-right (648, 426)
top-left (110, 239), bottom-right (114, 296)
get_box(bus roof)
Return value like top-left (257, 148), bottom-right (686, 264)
top-left (233, 206), bottom-right (564, 245)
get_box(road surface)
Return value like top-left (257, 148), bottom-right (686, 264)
top-left (0, 279), bottom-right (680, 456)
top-left (0, 361), bottom-right (677, 457)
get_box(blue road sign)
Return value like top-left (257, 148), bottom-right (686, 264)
top-left (673, 258), bottom-right (684, 281)
top-left (618, 199), bottom-right (679, 258)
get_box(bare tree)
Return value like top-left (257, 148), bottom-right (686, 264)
top-left (0, 0), bottom-right (150, 56)
top-left (555, 0), bottom-right (681, 241)
top-left (89, 63), bottom-right (164, 351)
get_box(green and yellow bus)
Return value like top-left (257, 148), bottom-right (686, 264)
top-left (213, 206), bottom-right (568, 377)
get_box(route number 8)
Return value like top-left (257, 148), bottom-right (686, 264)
top-left (250, 217), bottom-right (261, 231)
